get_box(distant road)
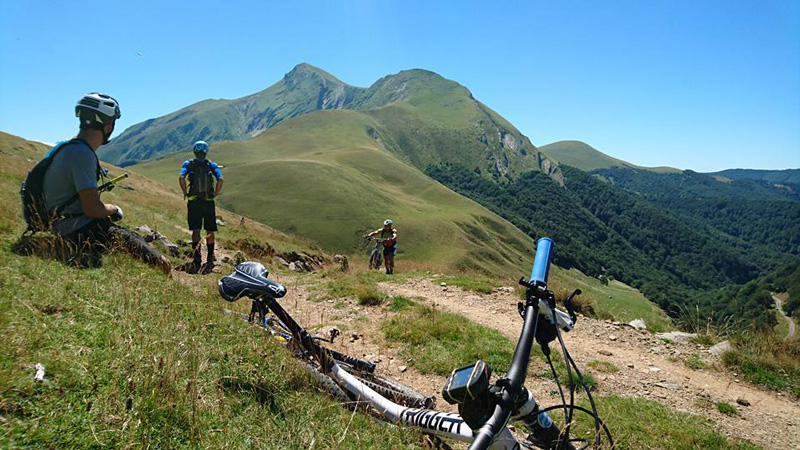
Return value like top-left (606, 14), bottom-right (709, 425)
top-left (773, 295), bottom-right (796, 340)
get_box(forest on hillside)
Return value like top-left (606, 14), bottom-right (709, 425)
top-left (427, 163), bottom-right (798, 329)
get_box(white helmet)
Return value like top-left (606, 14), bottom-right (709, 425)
top-left (193, 140), bottom-right (209, 153)
top-left (384, 219), bottom-right (393, 226)
top-left (75, 92), bottom-right (121, 128)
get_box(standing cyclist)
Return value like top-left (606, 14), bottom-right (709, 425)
top-left (366, 219), bottom-right (398, 274)
top-left (179, 141), bottom-right (223, 272)
top-left (41, 93), bottom-right (171, 275)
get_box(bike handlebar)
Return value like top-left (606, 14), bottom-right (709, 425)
top-left (530, 237), bottom-right (554, 286)
top-left (468, 237), bottom-right (556, 450)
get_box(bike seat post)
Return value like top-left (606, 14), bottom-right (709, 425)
top-left (258, 298), bottom-right (267, 324)
top-left (248, 298), bottom-right (257, 323)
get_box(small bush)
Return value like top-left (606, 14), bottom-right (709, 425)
top-left (685, 354), bottom-right (707, 370)
top-left (716, 401), bottom-right (739, 416)
top-left (692, 333), bottom-right (718, 347)
top-left (588, 360), bottom-right (619, 373)
top-left (388, 296), bottom-right (415, 311)
top-left (356, 285), bottom-right (387, 306)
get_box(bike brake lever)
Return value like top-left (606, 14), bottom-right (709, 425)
top-left (564, 289), bottom-right (581, 324)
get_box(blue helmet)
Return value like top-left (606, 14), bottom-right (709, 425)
top-left (193, 140), bottom-right (209, 154)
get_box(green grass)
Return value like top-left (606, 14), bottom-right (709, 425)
top-left (356, 285), bottom-right (387, 306)
top-left (569, 396), bottom-right (760, 450)
top-left (685, 354), bottom-right (707, 370)
top-left (549, 267), bottom-right (672, 331)
top-left (435, 274), bottom-right (498, 294)
top-left (0, 132), bottom-right (423, 449)
top-left (691, 333), bottom-right (718, 347)
top-left (134, 107), bottom-right (539, 277)
top-left (716, 401), bottom-right (739, 416)
top-left (722, 332), bottom-right (800, 396)
top-left (387, 296), bottom-right (415, 311)
top-left (381, 305), bottom-right (515, 376)
top-left (539, 140), bottom-right (681, 173)
top-left (588, 360), bottom-right (619, 373)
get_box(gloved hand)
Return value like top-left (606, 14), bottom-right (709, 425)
top-left (110, 205), bottom-right (124, 222)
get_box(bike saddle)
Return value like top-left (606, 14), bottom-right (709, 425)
top-left (218, 261), bottom-right (287, 301)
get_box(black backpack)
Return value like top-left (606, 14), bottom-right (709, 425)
top-left (20, 139), bottom-right (100, 234)
top-left (188, 159), bottom-right (215, 199)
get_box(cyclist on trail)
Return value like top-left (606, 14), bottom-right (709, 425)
top-left (179, 141), bottom-right (223, 272)
top-left (365, 219), bottom-right (397, 274)
top-left (41, 93), bottom-right (171, 275)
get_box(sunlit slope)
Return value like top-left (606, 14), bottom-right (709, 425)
top-left (3, 130), bottom-right (668, 328)
top-left (0, 131), bottom-right (427, 449)
top-left (540, 140), bottom-right (680, 173)
top-left (134, 111), bottom-right (538, 275)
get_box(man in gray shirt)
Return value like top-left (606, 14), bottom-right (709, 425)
top-left (42, 93), bottom-right (171, 275)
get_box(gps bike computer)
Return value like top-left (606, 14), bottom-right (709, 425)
top-left (442, 360), bottom-right (491, 405)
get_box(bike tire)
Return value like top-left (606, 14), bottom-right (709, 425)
top-left (225, 308), bottom-right (431, 409)
top-left (340, 365), bottom-right (434, 409)
top-left (297, 359), bottom-right (348, 402)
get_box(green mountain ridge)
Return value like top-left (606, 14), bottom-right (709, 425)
top-left (102, 64), bottom-right (555, 182)
top-left (706, 168), bottom-right (800, 186)
top-left (539, 140), bottom-right (680, 173)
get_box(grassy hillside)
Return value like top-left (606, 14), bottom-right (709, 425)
top-left (539, 140), bottom-right (680, 173)
top-left (0, 131), bottom-right (426, 448)
top-left (133, 111), bottom-right (540, 276)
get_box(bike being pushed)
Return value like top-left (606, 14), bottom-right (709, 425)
top-left (218, 237), bottom-right (613, 449)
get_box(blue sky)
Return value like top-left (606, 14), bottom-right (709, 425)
top-left (1, 0), bottom-right (798, 171)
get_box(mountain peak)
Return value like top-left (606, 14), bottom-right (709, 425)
top-left (284, 63), bottom-right (347, 86)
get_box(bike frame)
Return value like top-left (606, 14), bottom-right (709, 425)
top-left (329, 362), bottom-right (532, 449)
top-left (368, 238), bottom-right (384, 268)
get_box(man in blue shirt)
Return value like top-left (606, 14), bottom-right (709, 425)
top-left (42, 93), bottom-right (171, 275)
top-left (179, 141), bottom-right (224, 271)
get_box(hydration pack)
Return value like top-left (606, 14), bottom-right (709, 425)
top-left (20, 139), bottom-right (100, 234)
top-left (188, 159), bottom-right (215, 199)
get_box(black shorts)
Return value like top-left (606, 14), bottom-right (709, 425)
top-left (383, 245), bottom-right (397, 257)
top-left (187, 199), bottom-right (217, 231)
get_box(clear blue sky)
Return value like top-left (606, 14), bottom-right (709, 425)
top-left (1, 0), bottom-right (798, 171)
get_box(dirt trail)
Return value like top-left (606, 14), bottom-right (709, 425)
top-left (774, 295), bottom-right (797, 340)
top-left (379, 279), bottom-right (799, 450)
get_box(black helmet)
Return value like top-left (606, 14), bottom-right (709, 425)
top-left (76, 92), bottom-right (121, 128)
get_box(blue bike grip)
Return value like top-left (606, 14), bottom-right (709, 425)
top-left (530, 237), bottom-right (554, 285)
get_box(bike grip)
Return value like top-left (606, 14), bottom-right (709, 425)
top-left (530, 237), bottom-right (554, 285)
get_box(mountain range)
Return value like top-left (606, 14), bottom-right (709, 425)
top-left (98, 63), bottom-right (798, 329)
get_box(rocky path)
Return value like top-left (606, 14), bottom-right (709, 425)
top-left (379, 279), bottom-right (799, 450)
top-left (774, 295), bottom-right (797, 340)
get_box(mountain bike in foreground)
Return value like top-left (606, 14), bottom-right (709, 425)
top-left (219, 262), bottom-right (433, 409)
top-left (219, 237), bottom-right (612, 449)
